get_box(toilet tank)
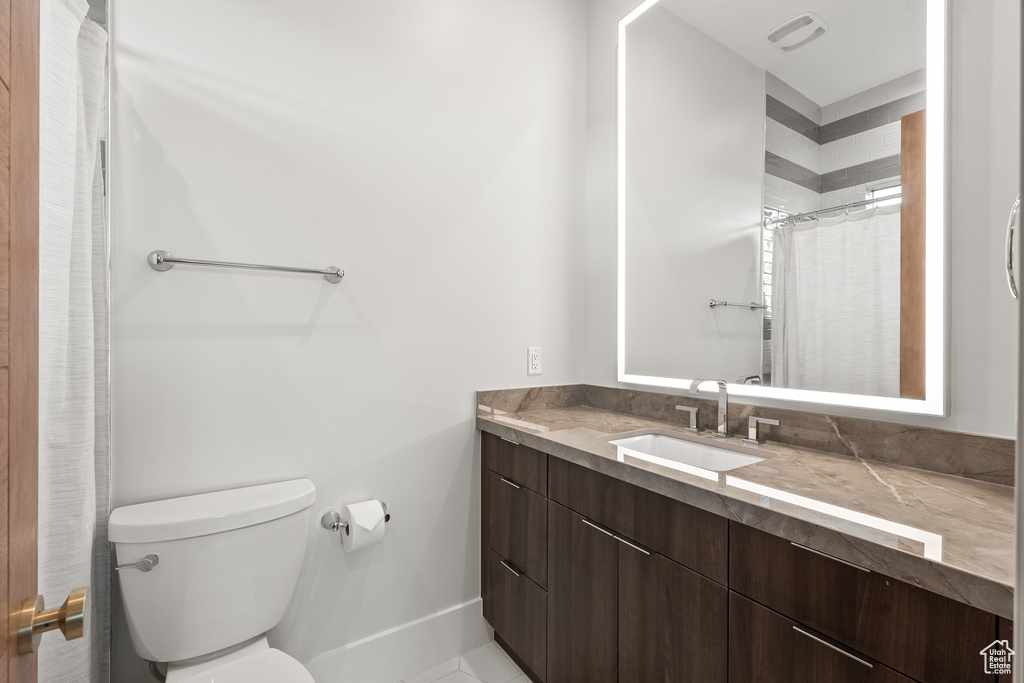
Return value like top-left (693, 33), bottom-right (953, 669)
top-left (109, 479), bottom-right (316, 663)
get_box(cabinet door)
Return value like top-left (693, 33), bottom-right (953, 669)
top-left (618, 544), bottom-right (728, 683)
top-left (486, 469), bottom-right (548, 588)
top-left (486, 548), bottom-right (547, 679)
top-left (730, 592), bottom-right (915, 683)
top-left (547, 501), bottom-right (618, 683)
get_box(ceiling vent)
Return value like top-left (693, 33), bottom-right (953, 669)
top-left (765, 13), bottom-right (828, 52)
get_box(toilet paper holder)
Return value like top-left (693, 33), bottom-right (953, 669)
top-left (320, 502), bottom-right (390, 535)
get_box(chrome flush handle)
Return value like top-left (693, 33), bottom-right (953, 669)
top-left (115, 554), bottom-right (159, 572)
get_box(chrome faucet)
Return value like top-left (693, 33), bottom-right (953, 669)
top-left (689, 379), bottom-right (729, 438)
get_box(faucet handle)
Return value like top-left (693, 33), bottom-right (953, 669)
top-left (743, 417), bottom-right (779, 446)
top-left (675, 405), bottom-right (702, 433)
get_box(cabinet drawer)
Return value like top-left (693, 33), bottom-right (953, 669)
top-left (730, 592), bottom-right (915, 683)
top-left (548, 457), bottom-right (727, 583)
top-left (482, 431), bottom-right (547, 495)
top-left (485, 548), bottom-right (547, 681)
top-left (485, 468), bottom-right (547, 588)
top-left (729, 523), bottom-right (995, 682)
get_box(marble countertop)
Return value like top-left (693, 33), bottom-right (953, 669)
top-left (476, 403), bottom-right (1015, 618)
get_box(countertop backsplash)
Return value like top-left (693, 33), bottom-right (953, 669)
top-left (477, 384), bottom-right (1015, 487)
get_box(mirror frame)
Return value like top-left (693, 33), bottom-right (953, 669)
top-left (616, 0), bottom-right (948, 416)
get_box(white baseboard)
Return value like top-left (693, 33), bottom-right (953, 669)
top-left (302, 599), bottom-right (491, 683)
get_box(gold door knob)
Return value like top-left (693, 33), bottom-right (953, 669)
top-left (14, 587), bottom-right (87, 655)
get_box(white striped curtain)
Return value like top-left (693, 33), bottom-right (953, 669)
top-left (38, 0), bottom-right (109, 680)
top-left (771, 206), bottom-right (901, 398)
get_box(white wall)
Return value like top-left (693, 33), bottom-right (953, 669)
top-left (586, 0), bottom-right (1021, 438)
top-left (108, 1), bottom-right (585, 681)
top-left (623, 5), bottom-right (765, 382)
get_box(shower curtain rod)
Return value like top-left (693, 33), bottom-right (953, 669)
top-left (768, 193), bottom-right (902, 227)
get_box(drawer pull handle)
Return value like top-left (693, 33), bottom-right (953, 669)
top-left (581, 518), bottom-right (615, 537)
top-left (499, 477), bottom-right (521, 490)
top-left (499, 560), bottom-right (521, 577)
top-left (614, 534), bottom-right (651, 555)
top-left (791, 542), bottom-right (869, 572)
top-left (792, 627), bottom-right (873, 669)
top-left (500, 436), bottom-right (520, 445)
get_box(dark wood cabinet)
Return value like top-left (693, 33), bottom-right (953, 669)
top-left (481, 433), bottom-right (549, 681)
top-left (485, 548), bottom-right (547, 679)
top-left (730, 522), bottom-right (996, 683)
top-left (481, 429), bottom-right (1005, 683)
top-left (618, 540), bottom-right (728, 683)
top-left (730, 592), bottom-right (915, 683)
top-left (547, 501), bottom-right (618, 683)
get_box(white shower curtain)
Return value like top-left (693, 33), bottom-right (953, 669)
top-left (771, 205), bottom-right (901, 397)
top-left (38, 0), bottom-right (108, 680)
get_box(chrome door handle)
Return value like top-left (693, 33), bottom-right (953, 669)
top-left (1006, 195), bottom-right (1020, 299)
top-left (792, 627), bottom-right (873, 668)
top-left (614, 534), bottom-right (651, 555)
top-left (115, 554), bottom-right (159, 572)
top-left (581, 518), bottom-right (614, 537)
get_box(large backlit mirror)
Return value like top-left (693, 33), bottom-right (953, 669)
top-left (617, 0), bottom-right (946, 415)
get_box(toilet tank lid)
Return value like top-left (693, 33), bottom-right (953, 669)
top-left (108, 479), bottom-right (317, 543)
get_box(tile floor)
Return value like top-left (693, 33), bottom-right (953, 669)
top-left (398, 641), bottom-right (527, 683)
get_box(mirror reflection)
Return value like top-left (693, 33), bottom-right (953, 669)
top-left (620, 0), bottom-right (931, 402)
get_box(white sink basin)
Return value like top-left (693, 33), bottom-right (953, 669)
top-left (609, 432), bottom-right (769, 473)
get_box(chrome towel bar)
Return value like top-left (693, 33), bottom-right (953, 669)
top-left (708, 299), bottom-right (766, 311)
top-left (148, 250), bottom-right (344, 284)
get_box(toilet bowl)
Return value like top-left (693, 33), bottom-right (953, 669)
top-left (109, 479), bottom-right (317, 682)
top-left (165, 636), bottom-right (313, 683)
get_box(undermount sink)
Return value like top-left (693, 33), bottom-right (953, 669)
top-left (608, 431), bottom-right (770, 473)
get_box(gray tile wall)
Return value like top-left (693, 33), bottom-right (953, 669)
top-left (765, 88), bottom-right (921, 197)
top-left (767, 92), bottom-right (925, 145)
top-left (819, 156), bottom-right (902, 195)
top-left (765, 151), bottom-right (901, 195)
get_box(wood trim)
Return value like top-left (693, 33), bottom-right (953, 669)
top-left (899, 109), bottom-right (926, 399)
top-left (6, 0), bottom-right (37, 678)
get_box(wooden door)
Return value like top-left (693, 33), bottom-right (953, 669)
top-left (618, 547), bottom-right (727, 683)
top-left (900, 109), bottom-right (926, 399)
top-left (3, 0), bottom-right (40, 680)
top-left (546, 501), bottom-right (617, 683)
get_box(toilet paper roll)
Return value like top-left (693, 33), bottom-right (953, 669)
top-left (341, 500), bottom-right (387, 552)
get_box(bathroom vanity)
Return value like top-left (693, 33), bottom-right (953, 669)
top-left (477, 387), bottom-right (1014, 683)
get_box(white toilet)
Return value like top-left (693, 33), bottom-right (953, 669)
top-left (109, 479), bottom-right (317, 682)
